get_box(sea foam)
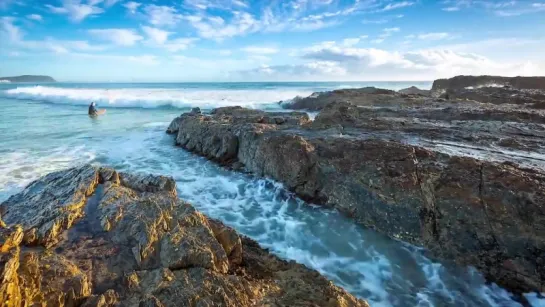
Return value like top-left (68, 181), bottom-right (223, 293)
top-left (3, 86), bottom-right (313, 109)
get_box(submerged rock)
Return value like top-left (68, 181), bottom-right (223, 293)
top-left (0, 165), bottom-right (368, 307)
top-left (168, 94), bottom-right (545, 295)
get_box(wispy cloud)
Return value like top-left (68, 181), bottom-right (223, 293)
top-left (441, 0), bottom-right (543, 16)
top-left (417, 32), bottom-right (450, 40)
top-left (45, 0), bottom-right (104, 22)
top-left (1, 17), bottom-right (108, 54)
top-left (88, 28), bottom-right (143, 46)
top-left (184, 0), bottom-right (362, 40)
top-left (26, 14), bottom-right (42, 21)
top-left (380, 1), bottom-right (414, 11)
top-left (123, 1), bottom-right (141, 14)
top-left (142, 26), bottom-right (171, 44)
top-left (241, 46), bottom-right (279, 54)
top-left (143, 4), bottom-right (183, 27)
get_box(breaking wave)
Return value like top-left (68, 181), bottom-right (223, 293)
top-left (2, 86), bottom-right (314, 109)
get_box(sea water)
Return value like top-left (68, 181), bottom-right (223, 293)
top-left (0, 82), bottom-right (541, 307)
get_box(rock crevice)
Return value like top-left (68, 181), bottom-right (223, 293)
top-left (168, 85), bottom-right (545, 295)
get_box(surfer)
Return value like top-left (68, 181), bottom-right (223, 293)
top-left (88, 102), bottom-right (105, 117)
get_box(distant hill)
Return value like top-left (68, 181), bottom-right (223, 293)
top-left (0, 75), bottom-right (56, 83)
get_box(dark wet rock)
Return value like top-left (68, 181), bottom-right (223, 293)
top-left (0, 165), bottom-right (367, 307)
top-left (398, 86), bottom-right (430, 96)
top-left (284, 87), bottom-right (411, 111)
top-left (439, 85), bottom-right (545, 106)
top-left (166, 108), bottom-right (202, 134)
top-left (432, 75), bottom-right (545, 94)
top-left (168, 98), bottom-right (545, 295)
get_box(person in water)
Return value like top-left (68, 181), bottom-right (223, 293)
top-left (88, 102), bottom-right (98, 116)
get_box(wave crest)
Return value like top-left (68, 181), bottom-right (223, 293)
top-left (3, 86), bottom-right (313, 109)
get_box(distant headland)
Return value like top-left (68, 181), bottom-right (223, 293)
top-left (0, 75), bottom-right (56, 83)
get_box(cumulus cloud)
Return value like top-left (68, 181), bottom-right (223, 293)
top-left (88, 28), bottom-right (143, 46)
top-left (46, 0), bottom-right (104, 22)
top-left (237, 41), bottom-right (542, 81)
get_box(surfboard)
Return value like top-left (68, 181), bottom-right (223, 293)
top-left (89, 109), bottom-right (106, 117)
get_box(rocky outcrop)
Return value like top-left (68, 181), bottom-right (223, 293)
top-left (168, 98), bottom-right (545, 295)
top-left (398, 86), bottom-right (430, 96)
top-left (0, 75), bottom-right (56, 83)
top-left (283, 87), bottom-right (412, 111)
top-left (432, 75), bottom-right (545, 93)
top-left (0, 165), bottom-right (367, 307)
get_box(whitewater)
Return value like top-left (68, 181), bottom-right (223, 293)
top-left (0, 82), bottom-right (542, 307)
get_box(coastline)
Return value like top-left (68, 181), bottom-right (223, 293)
top-left (166, 75), bottom-right (545, 300)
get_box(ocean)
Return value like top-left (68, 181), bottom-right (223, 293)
top-left (0, 82), bottom-right (538, 306)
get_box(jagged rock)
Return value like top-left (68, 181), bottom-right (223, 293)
top-left (168, 100), bottom-right (545, 295)
top-left (398, 86), bottom-right (430, 96)
top-left (283, 87), bottom-right (404, 111)
top-left (441, 86), bottom-right (545, 108)
top-left (0, 165), bottom-right (367, 307)
top-left (432, 75), bottom-right (545, 94)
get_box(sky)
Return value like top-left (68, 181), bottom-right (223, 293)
top-left (0, 0), bottom-right (544, 81)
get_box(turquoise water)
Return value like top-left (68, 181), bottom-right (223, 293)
top-left (0, 82), bottom-right (533, 306)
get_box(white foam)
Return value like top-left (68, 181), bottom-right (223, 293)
top-left (526, 293), bottom-right (545, 307)
top-left (3, 86), bottom-right (313, 109)
top-left (0, 146), bottom-right (96, 202)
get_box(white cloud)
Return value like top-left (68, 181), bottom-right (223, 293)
top-left (1, 19), bottom-right (108, 54)
top-left (184, 0), bottom-right (360, 40)
top-left (381, 1), bottom-right (414, 11)
top-left (362, 18), bottom-right (388, 24)
top-left (495, 3), bottom-right (545, 16)
top-left (141, 26), bottom-right (171, 44)
top-left (123, 1), bottom-right (140, 14)
top-left (219, 49), bottom-right (232, 56)
top-left (342, 37), bottom-right (360, 47)
top-left (88, 28), bottom-right (143, 46)
top-left (26, 14), bottom-right (42, 21)
top-left (441, 0), bottom-right (543, 15)
top-left (240, 46), bottom-right (278, 54)
top-left (371, 38), bottom-right (385, 44)
top-left (143, 4), bottom-right (182, 27)
top-left (0, 16), bottom-right (22, 41)
top-left (417, 32), bottom-right (450, 40)
top-left (238, 41), bottom-right (542, 81)
top-left (383, 27), bottom-right (400, 33)
top-left (127, 55), bottom-right (158, 65)
top-left (104, 0), bottom-right (120, 7)
top-left (46, 0), bottom-right (104, 22)
top-left (163, 38), bottom-right (198, 52)
top-left (185, 11), bottom-right (259, 40)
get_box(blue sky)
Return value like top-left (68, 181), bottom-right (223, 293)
top-left (1, 0), bottom-right (544, 81)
